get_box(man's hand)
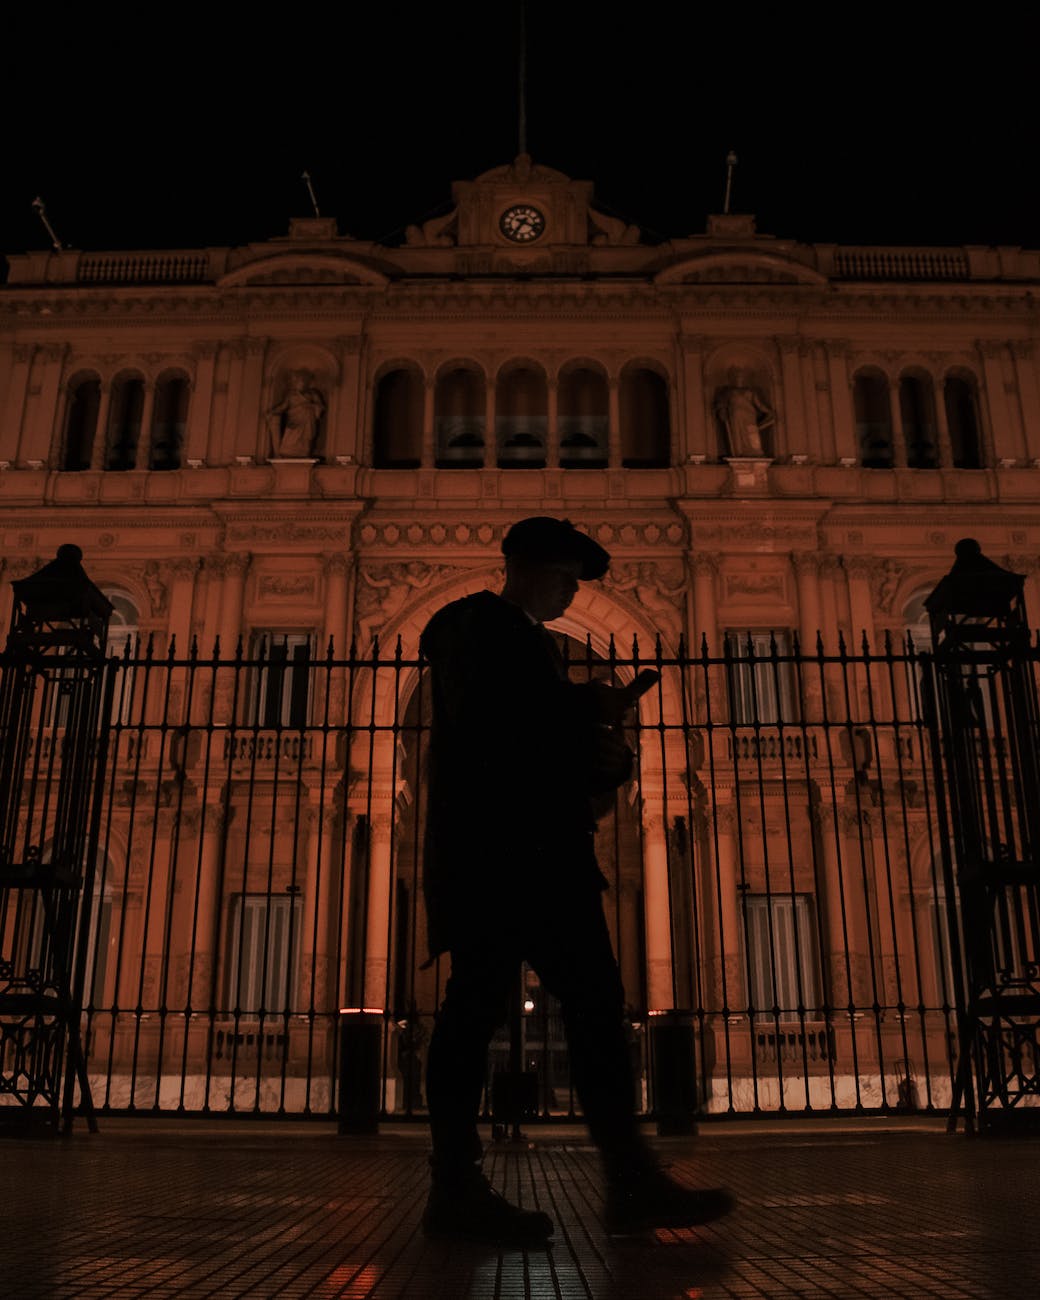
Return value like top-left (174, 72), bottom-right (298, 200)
top-left (588, 671), bottom-right (660, 727)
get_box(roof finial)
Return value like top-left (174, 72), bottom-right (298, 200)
top-left (32, 196), bottom-right (63, 253)
top-left (301, 170), bottom-right (321, 218)
top-left (722, 150), bottom-right (738, 215)
top-left (517, 0), bottom-right (528, 158)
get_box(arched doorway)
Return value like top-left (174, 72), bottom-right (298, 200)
top-left (381, 630), bottom-right (649, 1116)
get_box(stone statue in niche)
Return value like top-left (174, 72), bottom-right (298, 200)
top-left (713, 371), bottom-right (775, 457)
top-left (267, 370), bottom-right (326, 458)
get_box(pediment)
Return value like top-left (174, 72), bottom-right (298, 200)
top-left (655, 250), bottom-right (826, 287)
top-left (218, 252), bottom-right (388, 289)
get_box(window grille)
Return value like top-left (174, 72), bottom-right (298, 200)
top-left (744, 893), bottom-right (821, 1018)
top-left (247, 633), bottom-right (313, 729)
top-left (225, 893), bottom-right (300, 1015)
top-left (725, 630), bottom-right (796, 725)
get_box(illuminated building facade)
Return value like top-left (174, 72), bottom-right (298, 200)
top-left (2, 156), bottom-right (1040, 1115)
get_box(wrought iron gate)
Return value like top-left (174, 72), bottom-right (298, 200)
top-left (2, 617), bottom-right (991, 1123)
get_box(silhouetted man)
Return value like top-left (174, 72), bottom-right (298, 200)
top-left (420, 516), bottom-right (733, 1244)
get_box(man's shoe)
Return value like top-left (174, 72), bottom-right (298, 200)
top-left (422, 1171), bottom-right (554, 1246)
top-left (605, 1168), bottom-right (735, 1235)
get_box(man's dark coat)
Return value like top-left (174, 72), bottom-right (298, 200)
top-left (419, 590), bottom-right (617, 958)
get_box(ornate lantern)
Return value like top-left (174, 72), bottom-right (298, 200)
top-left (925, 539), bottom-right (1040, 1133)
top-left (0, 545), bottom-right (113, 1133)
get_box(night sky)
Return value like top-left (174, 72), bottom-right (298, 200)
top-left (1, 4), bottom-right (1036, 262)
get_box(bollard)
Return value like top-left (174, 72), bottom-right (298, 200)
top-left (338, 1009), bottom-right (383, 1134)
top-left (649, 1009), bottom-right (699, 1136)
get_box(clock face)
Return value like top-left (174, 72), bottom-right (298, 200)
top-left (499, 204), bottom-right (546, 243)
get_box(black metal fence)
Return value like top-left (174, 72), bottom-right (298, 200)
top-left (0, 630), bottom-right (1009, 1120)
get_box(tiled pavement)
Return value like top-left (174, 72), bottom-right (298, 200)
top-left (2, 1118), bottom-right (1038, 1299)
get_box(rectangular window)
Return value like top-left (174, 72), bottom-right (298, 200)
top-left (247, 632), bottom-right (313, 729)
top-left (744, 893), bottom-right (821, 1018)
top-left (225, 894), bottom-right (300, 1015)
top-left (725, 630), bottom-right (796, 725)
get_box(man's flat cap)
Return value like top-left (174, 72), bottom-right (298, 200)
top-left (501, 516), bottom-right (610, 580)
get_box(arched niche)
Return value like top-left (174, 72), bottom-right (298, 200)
top-left (619, 363), bottom-right (670, 467)
top-left (62, 372), bottom-right (101, 471)
top-left (106, 371), bottom-right (146, 471)
top-left (558, 363), bottom-right (608, 467)
top-left (264, 347), bottom-right (337, 462)
top-left (151, 370), bottom-right (190, 470)
top-left (943, 369), bottom-right (983, 468)
top-left (434, 363), bottom-right (485, 467)
top-left (853, 368), bottom-right (893, 468)
top-left (704, 348), bottom-right (775, 459)
top-left (899, 370), bottom-right (939, 469)
top-left (372, 365), bottom-right (423, 468)
top-left (495, 361), bottom-right (547, 467)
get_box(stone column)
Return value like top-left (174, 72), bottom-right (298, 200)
top-left (641, 811), bottom-right (675, 1011)
top-left (134, 381), bottom-right (157, 471)
top-left (185, 342), bottom-right (217, 465)
top-left (815, 804), bottom-right (854, 1013)
top-left (363, 812), bottom-right (393, 1009)
top-left (978, 341), bottom-right (1020, 464)
top-left (321, 552), bottom-right (350, 720)
top-left (888, 378), bottom-right (907, 467)
top-left (799, 343), bottom-right (823, 461)
top-left (190, 806), bottom-right (227, 1011)
top-left (484, 379), bottom-right (496, 468)
top-left (545, 378), bottom-right (559, 468)
top-left (824, 341), bottom-right (858, 464)
top-left (932, 373), bottom-right (953, 467)
top-left (421, 377), bottom-right (436, 468)
top-left (214, 553), bottom-right (251, 719)
top-left (2, 345), bottom-right (33, 465)
top-left (301, 801), bottom-right (338, 1011)
top-left (679, 335), bottom-right (708, 460)
top-left (167, 557), bottom-right (200, 657)
top-left (1011, 341), bottom-right (1040, 463)
top-left (239, 337), bottom-right (267, 462)
top-left (843, 555), bottom-right (877, 653)
top-left (691, 552), bottom-right (720, 655)
top-left (843, 554), bottom-right (881, 727)
top-left (89, 381), bottom-right (113, 470)
top-left (327, 335), bottom-right (362, 465)
top-left (711, 801), bottom-right (744, 1011)
top-left (607, 377), bottom-right (621, 467)
top-left (778, 337), bottom-right (805, 458)
top-left (792, 551), bottom-right (823, 719)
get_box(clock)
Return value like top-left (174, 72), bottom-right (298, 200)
top-left (499, 204), bottom-right (546, 244)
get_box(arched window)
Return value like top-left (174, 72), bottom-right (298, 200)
top-left (853, 370), bottom-right (893, 468)
top-left (106, 374), bottom-right (145, 471)
top-left (944, 373), bottom-right (983, 469)
top-left (496, 364), bottom-right (547, 467)
top-left (63, 375), bottom-right (101, 471)
top-left (372, 367), bottom-right (423, 468)
top-left (558, 366), bottom-right (608, 467)
top-left (620, 366), bottom-right (669, 467)
top-left (434, 367), bottom-right (485, 467)
top-left (900, 372), bottom-right (938, 469)
top-left (151, 372), bottom-right (189, 470)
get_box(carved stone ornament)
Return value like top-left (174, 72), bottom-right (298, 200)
top-left (600, 562), bottom-right (686, 641)
top-left (258, 573), bottom-right (318, 600)
top-left (143, 561), bottom-right (168, 615)
top-left (355, 561), bottom-right (463, 645)
top-left (870, 559), bottom-right (905, 614)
